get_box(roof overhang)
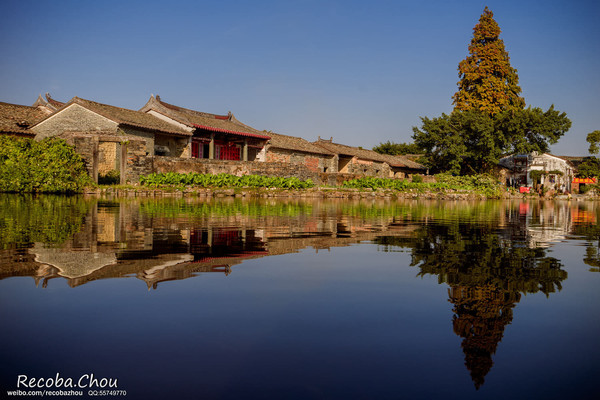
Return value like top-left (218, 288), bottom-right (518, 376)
top-left (192, 123), bottom-right (271, 140)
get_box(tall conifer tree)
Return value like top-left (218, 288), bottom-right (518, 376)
top-left (453, 7), bottom-right (525, 115)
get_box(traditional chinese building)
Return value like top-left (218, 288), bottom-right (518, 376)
top-left (313, 137), bottom-right (425, 177)
top-left (265, 132), bottom-right (337, 172)
top-left (140, 95), bottom-right (270, 161)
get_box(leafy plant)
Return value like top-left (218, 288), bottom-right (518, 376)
top-left (139, 172), bottom-right (315, 189)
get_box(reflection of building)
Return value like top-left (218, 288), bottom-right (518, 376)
top-left (1, 199), bottom-right (418, 289)
top-left (499, 201), bottom-right (574, 248)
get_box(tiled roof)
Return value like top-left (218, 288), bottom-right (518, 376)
top-left (376, 153), bottom-right (426, 170)
top-left (313, 139), bottom-right (425, 170)
top-left (141, 95), bottom-right (270, 140)
top-left (313, 140), bottom-right (389, 162)
top-left (267, 132), bottom-right (333, 155)
top-left (0, 101), bottom-right (48, 136)
top-left (38, 97), bottom-right (192, 136)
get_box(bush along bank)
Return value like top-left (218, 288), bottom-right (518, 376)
top-left (140, 172), bottom-right (315, 190)
top-left (95, 172), bottom-right (502, 199)
top-left (342, 174), bottom-right (503, 198)
top-left (0, 136), bottom-right (91, 193)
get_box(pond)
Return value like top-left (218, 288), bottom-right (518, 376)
top-left (0, 194), bottom-right (598, 399)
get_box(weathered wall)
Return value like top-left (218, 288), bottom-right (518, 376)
top-left (154, 133), bottom-right (189, 158)
top-left (339, 156), bottom-right (390, 177)
top-left (152, 157), bottom-right (321, 182)
top-left (119, 127), bottom-right (155, 156)
top-left (98, 142), bottom-right (119, 175)
top-left (266, 148), bottom-right (337, 173)
top-left (122, 140), bottom-right (152, 184)
top-left (57, 132), bottom-right (151, 184)
top-left (32, 104), bottom-right (118, 139)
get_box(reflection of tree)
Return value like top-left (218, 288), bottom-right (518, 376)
top-left (0, 194), bottom-right (91, 249)
top-left (584, 247), bottom-right (600, 273)
top-left (570, 206), bottom-right (600, 273)
top-left (376, 221), bottom-right (567, 388)
top-left (450, 284), bottom-right (517, 389)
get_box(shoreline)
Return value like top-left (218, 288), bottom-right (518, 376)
top-left (81, 186), bottom-right (599, 201)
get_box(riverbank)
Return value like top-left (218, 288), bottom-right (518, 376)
top-left (83, 185), bottom-right (599, 201)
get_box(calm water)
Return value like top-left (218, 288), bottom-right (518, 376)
top-left (0, 195), bottom-right (599, 399)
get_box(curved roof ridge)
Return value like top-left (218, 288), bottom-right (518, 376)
top-left (45, 93), bottom-right (65, 108)
top-left (155, 95), bottom-right (229, 120)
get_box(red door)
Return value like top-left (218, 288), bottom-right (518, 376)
top-left (216, 142), bottom-right (240, 160)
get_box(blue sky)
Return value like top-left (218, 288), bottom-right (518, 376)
top-left (1, 0), bottom-right (598, 155)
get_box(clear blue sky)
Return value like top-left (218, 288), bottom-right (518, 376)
top-left (1, 0), bottom-right (598, 155)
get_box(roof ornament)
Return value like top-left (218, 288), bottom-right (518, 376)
top-left (156, 95), bottom-right (161, 101)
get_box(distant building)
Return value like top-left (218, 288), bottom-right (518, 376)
top-left (313, 137), bottom-right (426, 177)
top-left (499, 152), bottom-right (575, 192)
top-left (265, 132), bottom-right (337, 172)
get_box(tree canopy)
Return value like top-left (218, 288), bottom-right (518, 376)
top-left (453, 7), bottom-right (525, 115)
top-left (587, 130), bottom-right (600, 155)
top-left (372, 141), bottom-right (422, 155)
top-left (413, 107), bottom-right (570, 174)
top-left (412, 7), bottom-right (570, 174)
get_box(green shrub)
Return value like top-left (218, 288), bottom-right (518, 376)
top-left (0, 136), bottom-right (91, 193)
top-left (139, 172), bottom-right (315, 189)
top-left (341, 173), bottom-right (501, 197)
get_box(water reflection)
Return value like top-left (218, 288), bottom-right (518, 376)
top-left (374, 201), bottom-right (597, 388)
top-left (0, 195), bottom-right (598, 392)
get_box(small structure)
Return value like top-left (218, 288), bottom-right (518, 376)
top-left (313, 137), bottom-right (425, 177)
top-left (140, 95), bottom-right (270, 161)
top-left (571, 177), bottom-right (598, 193)
top-left (0, 101), bottom-right (48, 138)
top-left (499, 152), bottom-right (575, 193)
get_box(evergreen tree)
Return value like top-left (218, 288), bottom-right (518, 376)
top-left (413, 7), bottom-right (570, 174)
top-left (453, 7), bottom-right (525, 115)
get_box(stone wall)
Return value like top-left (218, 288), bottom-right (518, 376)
top-left (57, 132), bottom-right (151, 184)
top-left (152, 157), bottom-right (321, 182)
top-left (339, 156), bottom-right (390, 177)
top-left (154, 133), bottom-right (189, 158)
top-left (122, 140), bottom-right (152, 184)
top-left (266, 148), bottom-right (337, 173)
top-left (119, 127), bottom-right (154, 155)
